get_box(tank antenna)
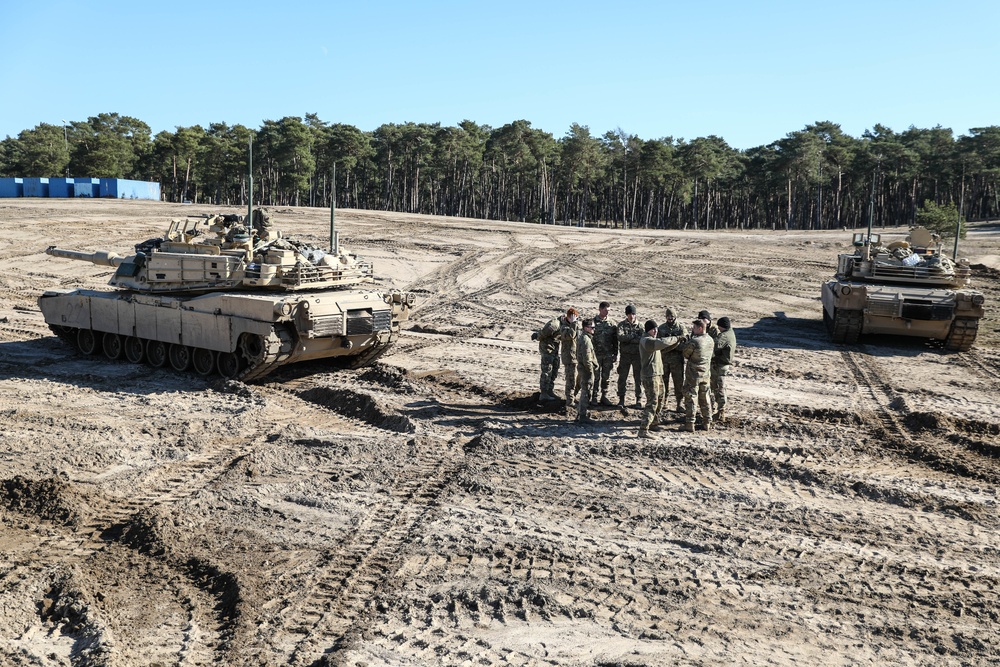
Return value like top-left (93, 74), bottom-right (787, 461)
top-left (248, 135), bottom-right (254, 225)
top-left (954, 165), bottom-right (964, 260)
top-left (864, 163), bottom-right (877, 261)
top-left (330, 162), bottom-right (338, 254)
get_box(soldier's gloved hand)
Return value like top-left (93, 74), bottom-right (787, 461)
top-left (531, 332), bottom-right (539, 341)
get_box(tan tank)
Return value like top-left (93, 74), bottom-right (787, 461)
top-left (821, 226), bottom-right (985, 351)
top-left (39, 209), bottom-right (414, 380)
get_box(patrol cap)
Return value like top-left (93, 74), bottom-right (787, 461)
top-left (644, 319), bottom-right (657, 333)
top-left (698, 310), bottom-right (712, 320)
top-left (718, 316), bottom-right (731, 329)
top-left (625, 304), bottom-right (636, 315)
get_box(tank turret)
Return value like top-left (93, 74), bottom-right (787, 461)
top-left (45, 209), bottom-right (375, 293)
top-left (39, 208), bottom-right (415, 381)
top-left (821, 226), bottom-right (985, 350)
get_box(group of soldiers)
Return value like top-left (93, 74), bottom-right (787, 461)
top-left (532, 303), bottom-right (736, 437)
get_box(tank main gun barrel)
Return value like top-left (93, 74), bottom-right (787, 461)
top-left (45, 246), bottom-right (127, 267)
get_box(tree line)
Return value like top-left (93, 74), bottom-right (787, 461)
top-left (3, 113), bottom-right (999, 231)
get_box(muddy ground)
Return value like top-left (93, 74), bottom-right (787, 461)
top-left (0, 198), bottom-right (998, 667)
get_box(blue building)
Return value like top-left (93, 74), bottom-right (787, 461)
top-left (0, 176), bottom-right (160, 200)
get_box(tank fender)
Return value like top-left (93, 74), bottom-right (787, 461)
top-left (824, 281), bottom-right (867, 311)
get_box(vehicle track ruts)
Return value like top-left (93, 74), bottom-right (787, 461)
top-left (841, 349), bottom-right (1000, 484)
top-left (267, 438), bottom-right (463, 666)
top-left (959, 349), bottom-right (1000, 392)
top-left (0, 479), bottom-right (234, 665)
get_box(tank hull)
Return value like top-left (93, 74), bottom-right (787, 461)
top-left (821, 279), bottom-right (984, 351)
top-left (39, 287), bottom-right (411, 380)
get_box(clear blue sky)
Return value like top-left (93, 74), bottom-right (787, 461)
top-left (2, 0), bottom-right (997, 150)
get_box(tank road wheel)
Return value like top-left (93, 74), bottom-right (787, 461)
top-left (146, 340), bottom-right (168, 368)
top-left (217, 352), bottom-right (242, 379)
top-left (124, 337), bottom-right (144, 363)
top-left (168, 344), bottom-right (192, 372)
top-left (945, 317), bottom-right (979, 352)
top-left (102, 333), bottom-right (123, 360)
top-left (830, 309), bottom-right (863, 344)
top-left (192, 348), bottom-right (216, 376)
top-left (77, 329), bottom-right (98, 355)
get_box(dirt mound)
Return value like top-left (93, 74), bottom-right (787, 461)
top-left (1, 476), bottom-right (86, 527)
top-left (297, 386), bottom-right (415, 432)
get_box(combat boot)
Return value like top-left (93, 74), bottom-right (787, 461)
top-left (702, 421), bottom-right (713, 431)
top-left (714, 408), bottom-right (725, 422)
top-left (637, 428), bottom-right (650, 439)
top-left (683, 421), bottom-right (695, 433)
top-left (600, 395), bottom-right (615, 407)
top-left (633, 397), bottom-right (643, 410)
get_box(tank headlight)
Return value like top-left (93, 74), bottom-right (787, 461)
top-left (384, 293), bottom-right (393, 304)
top-left (274, 301), bottom-right (293, 317)
top-left (406, 292), bottom-right (416, 306)
top-left (972, 294), bottom-right (985, 306)
top-left (840, 285), bottom-right (852, 296)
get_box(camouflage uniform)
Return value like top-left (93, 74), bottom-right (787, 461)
top-left (616, 318), bottom-right (643, 406)
top-left (591, 313), bottom-right (619, 404)
top-left (711, 326), bottom-right (737, 418)
top-left (533, 318), bottom-right (561, 400)
top-left (576, 329), bottom-right (600, 422)
top-left (657, 315), bottom-right (687, 411)
top-left (560, 317), bottom-right (582, 408)
top-left (638, 331), bottom-right (683, 436)
top-left (682, 332), bottom-right (715, 429)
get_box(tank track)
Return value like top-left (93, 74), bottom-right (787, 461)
top-left (944, 317), bottom-right (979, 352)
top-left (48, 325), bottom-right (397, 382)
top-left (346, 332), bottom-right (397, 369)
top-left (828, 308), bottom-right (863, 344)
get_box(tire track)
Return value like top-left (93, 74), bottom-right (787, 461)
top-left (842, 349), bottom-right (1000, 484)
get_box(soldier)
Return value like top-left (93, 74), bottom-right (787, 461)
top-left (681, 319), bottom-right (715, 432)
top-left (590, 301), bottom-right (619, 406)
top-left (657, 306), bottom-right (687, 415)
top-left (559, 308), bottom-right (582, 409)
top-left (711, 316), bottom-right (736, 422)
top-left (616, 304), bottom-right (643, 410)
top-left (699, 309), bottom-right (721, 340)
top-left (531, 313), bottom-right (562, 402)
top-left (637, 320), bottom-right (685, 438)
top-left (575, 318), bottom-right (600, 423)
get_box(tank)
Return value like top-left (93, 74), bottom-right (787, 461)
top-left (821, 226), bottom-right (985, 351)
top-left (39, 209), bottom-right (415, 381)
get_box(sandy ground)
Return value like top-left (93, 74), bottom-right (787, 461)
top-left (0, 199), bottom-right (998, 667)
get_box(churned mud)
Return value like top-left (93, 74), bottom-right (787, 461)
top-left (1, 199), bottom-right (998, 666)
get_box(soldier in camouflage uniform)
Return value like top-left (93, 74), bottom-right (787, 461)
top-left (590, 301), bottom-right (619, 406)
top-left (637, 320), bottom-right (685, 438)
top-left (711, 316), bottom-right (736, 422)
top-left (657, 307), bottom-right (687, 415)
top-left (531, 314), bottom-right (562, 402)
top-left (559, 308), bottom-right (582, 409)
top-left (681, 319), bottom-right (715, 432)
top-left (699, 309), bottom-right (721, 340)
top-left (575, 319), bottom-right (600, 423)
top-left (616, 304), bottom-right (643, 409)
